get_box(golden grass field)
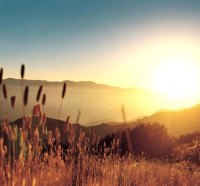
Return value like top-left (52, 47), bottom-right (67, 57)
top-left (0, 66), bottom-right (200, 186)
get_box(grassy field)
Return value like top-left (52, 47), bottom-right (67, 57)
top-left (1, 114), bottom-right (200, 186)
top-left (0, 66), bottom-right (200, 186)
top-left (1, 153), bottom-right (200, 186)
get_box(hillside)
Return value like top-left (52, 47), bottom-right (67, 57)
top-left (3, 78), bottom-right (200, 136)
top-left (12, 103), bottom-right (200, 138)
top-left (13, 116), bottom-right (135, 140)
top-left (1, 78), bottom-right (159, 124)
top-left (136, 105), bottom-right (200, 136)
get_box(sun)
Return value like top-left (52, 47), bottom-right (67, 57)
top-left (153, 56), bottom-right (199, 101)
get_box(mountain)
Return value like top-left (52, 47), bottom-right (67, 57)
top-left (0, 78), bottom-right (159, 124)
top-left (3, 78), bottom-right (200, 136)
top-left (13, 117), bottom-right (134, 140)
top-left (3, 78), bottom-right (121, 90)
top-left (136, 105), bottom-right (200, 136)
top-left (12, 102), bottom-right (200, 139)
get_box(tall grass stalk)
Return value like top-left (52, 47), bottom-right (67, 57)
top-left (36, 85), bottom-right (43, 103)
top-left (42, 93), bottom-right (46, 113)
top-left (57, 81), bottom-right (66, 119)
top-left (23, 86), bottom-right (29, 115)
top-left (0, 68), bottom-right (3, 119)
top-left (2, 83), bottom-right (8, 116)
top-left (120, 104), bottom-right (133, 153)
top-left (20, 64), bottom-right (25, 117)
top-left (10, 95), bottom-right (16, 185)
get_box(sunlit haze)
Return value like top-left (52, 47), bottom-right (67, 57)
top-left (1, 0), bottom-right (200, 109)
top-left (2, 2), bottom-right (200, 184)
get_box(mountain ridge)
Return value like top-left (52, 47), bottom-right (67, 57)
top-left (4, 78), bottom-right (143, 91)
top-left (12, 101), bottom-right (200, 138)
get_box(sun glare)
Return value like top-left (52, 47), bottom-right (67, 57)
top-left (153, 56), bottom-right (199, 101)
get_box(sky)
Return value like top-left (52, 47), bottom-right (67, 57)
top-left (1, 0), bottom-right (200, 90)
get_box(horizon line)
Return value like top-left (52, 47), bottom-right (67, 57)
top-left (3, 77), bottom-right (145, 90)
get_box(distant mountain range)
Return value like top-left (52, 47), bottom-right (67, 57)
top-left (3, 78), bottom-right (121, 89)
top-left (13, 103), bottom-right (200, 138)
top-left (2, 78), bottom-right (200, 136)
top-left (13, 117), bottom-right (132, 140)
top-left (1, 78), bottom-right (158, 124)
top-left (136, 104), bottom-right (200, 136)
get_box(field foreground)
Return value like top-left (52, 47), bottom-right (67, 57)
top-left (1, 155), bottom-right (200, 186)
top-left (1, 69), bottom-right (200, 186)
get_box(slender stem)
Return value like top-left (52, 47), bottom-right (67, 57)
top-left (21, 79), bottom-right (24, 116)
top-left (0, 84), bottom-right (1, 119)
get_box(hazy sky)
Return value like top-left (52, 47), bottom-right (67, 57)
top-left (1, 0), bottom-right (200, 89)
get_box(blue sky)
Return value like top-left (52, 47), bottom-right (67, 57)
top-left (0, 0), bottom-right (200, 88)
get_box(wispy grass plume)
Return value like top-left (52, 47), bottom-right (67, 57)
top-left (23, 86), bottom-right (29, 115)
top-left (42, 93), bottom-right (46, 112)
top-left (21, 64), bottom-right (25, 116)
top-left (62, 81), bottom-right (66, 99)
top-left (11, 96), bottom-right (16, 108)
top-left (2, 83), bottom-right (7, 99)
top-left (21, 64), bottom-right (25, 79)
top-left (2, 83), bottom-right (7, 116)
top-left (36, 85), bottom-right (43, 102)
top-left (42, 93), bottom-right (46, 106)
top-left (0, 68), bottom-right (3, 118)
top-left (0, 68), bottom-right (3, 85)
top-left (57, 81), bottom-right (67, 119)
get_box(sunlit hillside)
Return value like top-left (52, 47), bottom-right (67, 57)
top-left (0, 78), bottom-right (160, 123)
top-left (136, 105), bottom-right (200, 136)
top-left (2, 78), bottom-right (200, 126)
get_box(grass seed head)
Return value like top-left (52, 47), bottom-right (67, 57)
top-left (42, 93), bottom-right (46, 106)
top-left (21, 64), bottom-right (25, 79)
top-left (11, 96), bottom-right (16, 108)
top-left (23, 86), bottom-right (29, 106)
top-left (62, 81), bottom-right (67, 99)
top-left (64, 115), bottom-right (70, 132)
top-left (2, 83), bottom-right (7, 99)
top-left (36, 85), bottom-right (43, 102)
top-left (0, 68), bottom-right (3, 85)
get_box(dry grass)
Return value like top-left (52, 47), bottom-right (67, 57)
top-left (1, 153), bottom-right (200, 186)
top-left (0, 65), bottom-right (200, 186)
